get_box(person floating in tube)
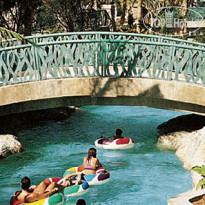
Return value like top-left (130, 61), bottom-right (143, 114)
top-left (81, 148), bottom-right (102, 175)
top-left (10, 173), bottom-right (82, 204)
top-left (109, 128), bottom-right (124, 140)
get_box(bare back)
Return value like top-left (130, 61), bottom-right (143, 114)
top-left (83, 156), bottom-right (102, 175)
top-left (16, 190), bottom-right (30, 203)
top-left (83, 156), bottom-right (98, 175)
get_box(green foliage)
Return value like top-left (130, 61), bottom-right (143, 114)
top-left (41, 0), bottom-right (83, 32)
top-left (0, 0), bottom-right (204, 35)
top-left (0, 27), bottom-right (36, 47)
top-left (0, 27), bottom-right (24, 41)
top-left (192, 166), bottom-right (205, 190)
top-left (193, 166), bottom-right (205, 176)
top-left (193, 35), bottom-right (205, 44)
top-left (196, 178), bottom-right (205, 190)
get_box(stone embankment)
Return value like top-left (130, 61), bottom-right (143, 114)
top-left (157, 114), bottom-right (205, 205)
top-left (0, 106), bottom-right (78, 158)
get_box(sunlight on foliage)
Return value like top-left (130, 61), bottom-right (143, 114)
top-left (0, 27), bottom-right (36, 48)
top-left (192, 166), bottom-right (205, 190)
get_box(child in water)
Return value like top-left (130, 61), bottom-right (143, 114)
top-left (82, 148), bottom-right (102, 175)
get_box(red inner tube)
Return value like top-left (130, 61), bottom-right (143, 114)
top-left (116, 138), bottom-right (130, 145)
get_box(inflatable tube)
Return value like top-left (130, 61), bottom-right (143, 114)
top-left (62, 181), bottom-right (89, 197)
top-left (10, 192), bottom-right (63, 205)
top-left (63, 167), bottom-right (110, 186)
top-left (49, 177), bottom-right (89, 197)
top-left (95, 137), bottom-right (134, 149)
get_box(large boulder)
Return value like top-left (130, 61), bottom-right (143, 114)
top-left (157, 114), bottom-right (205, 135)
top-left (157, 127), bottom-right (205, 170)
top-left (0, 135), bottom-right (22, 158)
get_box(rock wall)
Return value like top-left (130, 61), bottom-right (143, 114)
top-left (157, 127), bottom-right (205, 170)
top-left (157, 114), bottom-right (205, 135)
top-left (157, 114), bottom-right (205, 205)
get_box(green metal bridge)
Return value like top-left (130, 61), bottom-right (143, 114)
top-left (0, 32), bottom-right (205, 86)
top-left (0, 32), bottom-right (205, 116)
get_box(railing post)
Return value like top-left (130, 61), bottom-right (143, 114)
top-left (100, 37), bottom-right (104, 76)
top-left (167, 46), bottom-right (175, 81)
top-left (33, 37), bottom-right (41, 81)
top-left (95, 33), bottom-right (99, 76)
top-left (104, 40), bottom-right (107, 76)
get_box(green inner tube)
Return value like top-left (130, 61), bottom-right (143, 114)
top-left (48, 193), bottom-right (63, 205)
top-left (63, 185), bottom-right (80, 196)
top-left (63, 170), bottom-right (74, 177)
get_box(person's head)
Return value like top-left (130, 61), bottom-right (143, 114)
top-left (87, 147), bottom-right (97, 160)
top-left (116, 128), bottom-right (122, 136)
top-left (76, 199), bottom-right (86, 205)
top-left (21, 177), bottom-right (31, 191)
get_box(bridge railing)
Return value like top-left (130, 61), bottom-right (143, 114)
top-left (0, 32), bottom-right (205, 86)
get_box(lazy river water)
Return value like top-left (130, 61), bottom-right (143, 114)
top-left (0, 106), bottom-right (192, 204)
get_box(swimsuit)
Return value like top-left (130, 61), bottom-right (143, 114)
top-left (10, 191), bottom-right (31, 205)
top-left (84, 159), bottom-right (96, 171)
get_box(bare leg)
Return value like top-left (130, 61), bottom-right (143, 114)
top-left (34, 181), bottom-right (50, 194)
top-left (45, 182), bottom-right (56, 192)
top-left (35, 181), bottom-right (63, 193)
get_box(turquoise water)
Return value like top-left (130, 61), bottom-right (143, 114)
top-left (0, 106), bottom-right (192, 205)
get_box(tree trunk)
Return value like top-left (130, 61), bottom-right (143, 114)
top-left (111, 3), bottom-right (116, 31)
top-left (181, 0), bottom-right (187, 37)
top-left (93, 0), bottom-right (97, 10)
top-left (120, 0), bottom-right (127, 25)
top-left (136, 0), bottom-right (142, 33)
top-left (181, 0), bottom-right (187, 16)
top-left (23, 5), bottom-right (34, 36)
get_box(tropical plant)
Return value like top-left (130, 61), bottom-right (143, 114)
top-left (0, 27), bottom-right (36, 47)
top-left (194, 35), bottom-right (205, 44)
top-left (41, 0), bottom-right (84, 32)
top-left (0, 27), bottom-right (23, 41)
top-left (192, 165), bottom-right (205, 190)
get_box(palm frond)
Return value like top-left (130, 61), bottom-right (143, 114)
top-left (196, 178), bottom-right (205, 190)
top-left (0, 27), bottom-right (37, 47)
top-left (192, 166), bottom-right (205, 176)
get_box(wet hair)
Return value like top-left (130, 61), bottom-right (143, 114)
top-left (21, 177), bottom-right (31, 190)
top-left (87, 148), bottom-right (96, 161)
top-left (76, 199), bottom-right (86, 205)
top-left (116, 128), bottom-right (122, 135)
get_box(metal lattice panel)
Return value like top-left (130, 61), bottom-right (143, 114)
top-left (0, 32), bottom-right (205, 86)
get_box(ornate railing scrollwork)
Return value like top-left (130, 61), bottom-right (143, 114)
top-left (0, 32), bottom-right (205, 86)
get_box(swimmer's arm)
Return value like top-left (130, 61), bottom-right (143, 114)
top-left (109, 136), bottom-right (115, 140)
top-left (97, 158), bottom-right (102, 167)
top-left (28, 185), bottom-right (37, 192)
top-left (82, 157), bottom-right (87, 167)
